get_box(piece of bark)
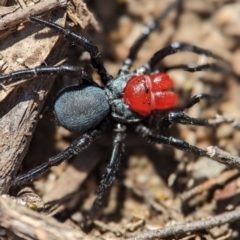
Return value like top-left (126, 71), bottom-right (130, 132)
top-left (0, 3), bottom-right (67, 193)
top-left (67, 0), bottom-right (100, 30)
top-left (0, 196), bottom-right (92, 240)
top-left (0, 0), bottom-right (100, 194)
top-left (0, 0), bottom-right (67, 31)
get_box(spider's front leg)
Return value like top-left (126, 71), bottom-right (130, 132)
top-left (157, 94), bottom-right (222, 129)
top-left (136, 94), bottom-right (225, 155)
top-left (83, 123), bottom-right (126, 227)
top-left (135, 94), bottom-right (232, 156)
top-left (0, 65), bottom-right (93, 87)
top-left (119, 0), bottom-right (182, 75)
top-left (30, 16), bottom-right (112, 84)
top-left (136, 43), bottom-right (215, 74)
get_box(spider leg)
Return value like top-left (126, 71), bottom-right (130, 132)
top-left (83, 124), bottom-right (126, 226)
top-left (160, 111), bottom-right (216, 129)
top-left (12, 119), bottom-right (109, 186)
top-left (162, 63), bottom-right (213, 72)
top-left (30, 16), bottom-right (112, 84)
top-left (163, 61), bottom-right (224, 74)
top-left (135, 124), bottom-right (207, 156)
top-left (0, 65), bottom-right (94, 86)
top-left (136, 43), bottom-right (216, 74)
top-left (118, 0), bottom-right (182, 75)
top-left (157, 94), bottom-right (221, 129)
top-left (183, 93), bottom-right (221, 110)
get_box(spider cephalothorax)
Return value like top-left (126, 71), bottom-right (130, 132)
top-left (0, 0), bottom-right (219, 225)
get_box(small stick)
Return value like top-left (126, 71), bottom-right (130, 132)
top-left (207, 146), bottom-right (240, 169)
top-left (215, 229), bottom-right (233, 240)
top-left (127, 208), bottom-right (240, 240)
top-left (208, 114), bottom-right (240, 129)
top-left (181, 146), bottom-right (240, 201)
top-left (181, 169), bottom-right (239, 201)
top-left (0, 0), bottom-right (67, 31)
top-left (17, 0), bottom-right (27, 9)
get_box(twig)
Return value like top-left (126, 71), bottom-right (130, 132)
top-left (0, 196), bottom-right (92, 240)
top-left (181, 169), bottom-right (239, 201)
top-left (0, 0), bottom-right (67, 31)
top-left (17, 0), bottom-right (27, 9)
top-left (179, 235), bottom-right (197, 240)
top-left (126, 208), bottom-right (240, 240)
top-left (216, 229), bottom-right (233, 240)
top-left (208, 114), bottom-right (240, 129)
top-left (207, 146), bottom-right (240, 169)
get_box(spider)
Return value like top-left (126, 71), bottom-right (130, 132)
top-left (0, 0), bottom-right (219, 225)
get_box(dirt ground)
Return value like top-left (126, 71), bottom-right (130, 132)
top-left (1, 0), bottom-right (240, 239)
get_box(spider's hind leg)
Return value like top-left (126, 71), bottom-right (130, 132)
top-left (30, 16), bottom-right (112, 84)
top-left (12, 119), bottom-right (109, 186)
top-left (83, 123), bottom-right (126, 227)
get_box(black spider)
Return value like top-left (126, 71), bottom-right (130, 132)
top-left (0, 0), bottom-right (218, 225)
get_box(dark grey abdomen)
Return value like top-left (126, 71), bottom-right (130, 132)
top-left (54, 85), bottom-right (110, 133)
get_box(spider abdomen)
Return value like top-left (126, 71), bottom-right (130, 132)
top-left (54, 85), bottom-right (110, 133)
top-left (123, 73), bottom-right (178, 116)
